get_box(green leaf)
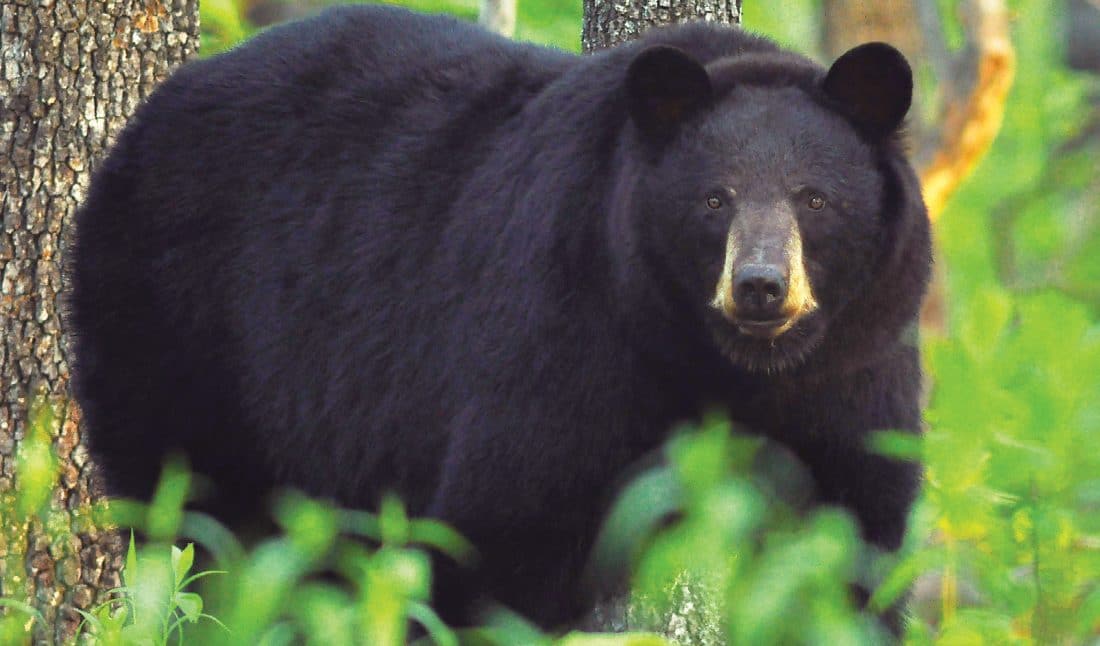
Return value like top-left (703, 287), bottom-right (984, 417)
top-left (338, 509), bottom-right (382, 540)
top-left (408, 518), bottom-right (478, 564)
top-left (372, 548), bottom-right (431, 601)
top-left (172, 543), bottom-right (195, 588)
top-left (200, 0), bottom-right (250, 55)
top-left (176, 592), bottom-right (203, 623)
top-left (407, 602), bottom-right (459, 646)
top-left (0, 599), bottom-right (45, 625)
top-left (73, 607), bottom-right (104, 638)
top-left (274, 492), bottom-right (338, 559)
top-left (379, 494), bottom-right (410, 546)
top-left (125, 530), bottom-right (138, 586)
top-left (120, 623), bottom-right (158, 646)
top-left (177, 569), bottom-right (227, 590)
top-left (146, 457), bottom-right (191, 541)
top-left (586, 466), bottom-right (682, 585)
top-left (15, 399), bottom-right (60, 518)
top-left (866, 430), bottom-right (923, 462)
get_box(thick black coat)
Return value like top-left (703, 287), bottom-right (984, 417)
top-left (69, 6), bottom-right (931, 627)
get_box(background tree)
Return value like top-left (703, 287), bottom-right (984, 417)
top-left (479, 0), bottom-right (517, 36)
top-left (0, 0), bottom-right (198, 641)
top-left (583, 0), bottom-right (740, 52)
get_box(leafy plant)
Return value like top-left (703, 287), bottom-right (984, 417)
top-left (74, 535), bottom-right (227, 645)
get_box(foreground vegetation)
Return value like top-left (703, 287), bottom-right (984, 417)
top-left (2, 0), bottom-right (1098, 643)
top-left (2, 411), bottom-right (889, 645)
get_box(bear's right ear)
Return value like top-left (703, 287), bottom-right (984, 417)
top-left (626, 46), bottom-right (713, 142)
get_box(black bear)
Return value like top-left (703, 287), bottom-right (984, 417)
top-left (69, 4), bottom-right (930, 629)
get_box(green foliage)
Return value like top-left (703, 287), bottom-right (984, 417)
top-left (591, 419), bottom-right (887, 644)
top-left (73, 535), bottom-right (227, 645)
top-left (0, 420), bottom-right (672, 645)
top-left (1, 402), bottom-right (65, 646)
top-left (909, 0), bottom-right (1100, 641)
top-left (201, 0), bottom-right (253, 55)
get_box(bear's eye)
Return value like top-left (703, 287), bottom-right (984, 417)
top-left (807, 193), bottom-right (826, 210)
top-left (706, 196), bottom-right (722, 210)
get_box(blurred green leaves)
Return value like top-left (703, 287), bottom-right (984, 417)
top-left (590, 419), bottom-right (885, 645)
top-left (14, 400), bottom-right (59, 520)
top-left (201, 0), bottom-right (252, 55)
top-left (919, 289), bottom-right (1100, 643)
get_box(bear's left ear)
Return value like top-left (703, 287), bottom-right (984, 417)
top-left (823, 42), bottom-right (912, 139)
top-left (626, 45), bottom-right (713, 142)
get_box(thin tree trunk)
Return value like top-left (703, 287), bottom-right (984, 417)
top-left (479, 0), bottom-right (516, 38)
top-left (582, 0), bottom-right (740, 53)
top-left (819, 0), bottom-right (923, 61)
top-left (0, 1), bottom-right (198, 641)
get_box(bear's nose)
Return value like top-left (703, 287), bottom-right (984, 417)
top-left (733, 264), bottom-right (788, 320)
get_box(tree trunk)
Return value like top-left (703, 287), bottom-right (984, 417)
top-left (0, 0), bottom-right (198, 642)
top-left (819, 0), bottom-right (923, 61)
top-left (582, 0), bottom-right (741, 53)
top-left (479, 0), bottom-right (516, 37)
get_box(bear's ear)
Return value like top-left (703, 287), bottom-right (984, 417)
top-left (626, 45), bottom-right (713, 141)
top-left (823, 42), bottom-right (912, 139)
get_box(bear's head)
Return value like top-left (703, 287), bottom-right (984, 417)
top-left (610, 39), bottom-right (930, 374)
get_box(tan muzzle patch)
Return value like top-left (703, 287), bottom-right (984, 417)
top-left (710, 224), bottom-right (818, 327)
top-left (711, 227), bottom-right (741, 320)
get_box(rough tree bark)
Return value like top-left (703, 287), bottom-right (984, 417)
top-left (582, 0), bottom-right (740, 53)
top-left (0, 0), bottom-right (198, 642)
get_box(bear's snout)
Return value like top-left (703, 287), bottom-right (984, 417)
top-left (733, 263), bottom-right (788, 321)
top-left (711, 207), bottom-right (818, 339)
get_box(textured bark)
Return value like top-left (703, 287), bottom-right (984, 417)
top-left (582, 0), bottom-right (740, 53)
top-left (0, 0), bottom-right (198, 642)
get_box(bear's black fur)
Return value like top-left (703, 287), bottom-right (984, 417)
top-left (69, 5), bottom-right (931, 628)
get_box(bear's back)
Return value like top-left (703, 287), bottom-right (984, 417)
top-left (69, 6), bottom-right (577, 511)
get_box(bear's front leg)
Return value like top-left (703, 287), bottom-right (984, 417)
top-left (776, 354), bottom-right (924, 635)
top-left (424, 418), bottom-right (619, 629)
top-left (799, 440), bottom-right (922, 551)
top-left (775, 427), bottom-right (920, 639)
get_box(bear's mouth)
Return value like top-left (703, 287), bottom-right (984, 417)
top-left (705, 308), bottom-right (826, 374)
top-left (734, 316), bottom-right (796, 340)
